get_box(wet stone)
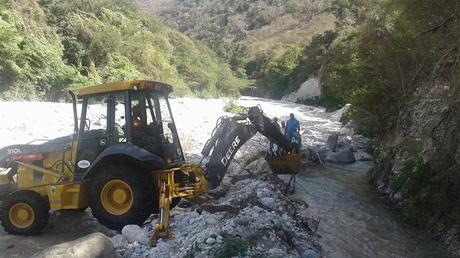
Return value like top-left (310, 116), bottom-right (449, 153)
top-left (234, 217), bottom-right (250, 226)
top-left (302, 249), bottom-right (321, 258)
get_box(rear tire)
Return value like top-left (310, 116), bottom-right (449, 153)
top-left (0, 190), bottom-right (50, 235)
top-left (89, 164), bottom-right (156, 231)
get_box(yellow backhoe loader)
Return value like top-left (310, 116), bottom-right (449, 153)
top-left (0, 80), bottom-right (299, 244)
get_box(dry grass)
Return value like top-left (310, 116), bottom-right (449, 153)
top-left (246, 13), bottom-right (336, 58)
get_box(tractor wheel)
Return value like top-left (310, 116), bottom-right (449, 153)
top-left (0, 190), bottom-right (50, 235)
top-left (89, 164), bottom-right (156, 231)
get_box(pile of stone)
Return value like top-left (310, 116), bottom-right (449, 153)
top-left (112, 157), bottom-right (321, 258)
top-left (323, 120), bottom-right (372, 164)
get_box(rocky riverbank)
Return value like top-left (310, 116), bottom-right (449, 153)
top-left (114, 154), bottom-right (321, 258)
top-left (109, 99), bottom-right (371, 258)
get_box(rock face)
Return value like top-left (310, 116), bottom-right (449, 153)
top-left (31, 233), bottom-right (116, 258)
top-left (369, 82), bottom-right (460, 256)
top-left (282, 78), bottom-right (321, 103)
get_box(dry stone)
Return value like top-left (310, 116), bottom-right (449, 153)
top-left (31, 233), bottom-right (115, 258)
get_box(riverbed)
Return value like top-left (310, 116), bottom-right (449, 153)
top-left (0, 97), bottom-right (448, 257)
top-left (283, 162), bottom-right (447, 258)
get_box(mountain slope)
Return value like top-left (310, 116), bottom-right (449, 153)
top-left (150, 0), bottom-right (333, 53)
top-left (0, 0), bottom-right (245, 100)
top-left (134, 0), bottom-right (335, 78)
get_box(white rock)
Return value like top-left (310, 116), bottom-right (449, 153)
top-left (206, 237), bottom-right (216, 245)
top-left (122, 225), bottom-right (149, 245)
top-left (339, 120), bottom-right (355, 137)
top-left (111, 234), bottom-right (128, 249)
top-left (261, 197), bottom-right (276, 208)
top-left (206, 216), bottom-right (218, 225)
top-left (31, 233), bottom-right (115, 258)
top-left (330, 103), bottom-right (352, 122)
top-left (281, 78), bottom-right (321, 103)
top-left (216, 235), bottom-right (224, 244)
top-left (268, 247), bottom-right (287, 257)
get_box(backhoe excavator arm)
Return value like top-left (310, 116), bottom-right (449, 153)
top-left (201, 106), bottom-right (292, 189)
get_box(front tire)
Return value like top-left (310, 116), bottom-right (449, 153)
top-left (89, 164), bottom-right (156, 230)
top-left (0, 190), bottom-right (50, 235)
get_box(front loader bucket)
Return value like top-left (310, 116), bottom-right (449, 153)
top-left (265, 153), bottom-right (300, 175)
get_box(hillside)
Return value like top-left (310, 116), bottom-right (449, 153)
top-left (0, 0), bottom-right (246, 100)
top-left (134, 0), bottom-right (335, 83)
top-left (141, 0), bottom-right (334, 55)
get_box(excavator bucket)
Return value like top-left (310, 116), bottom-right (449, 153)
top-left (265, 153), bottom-right (300, 175)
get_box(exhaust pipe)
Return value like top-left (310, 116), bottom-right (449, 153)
top-left (68, 91), bottom-right (78, 135)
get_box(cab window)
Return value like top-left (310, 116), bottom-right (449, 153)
top-left (113, 93), bottom-right (127, 143)
top-left (157, 96), bottom-right (175, 144)
top-left (83, 95), bottom-right (108, 137)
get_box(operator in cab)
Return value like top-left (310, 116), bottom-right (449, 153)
top-left (131, 105), bottom-right (162, 155)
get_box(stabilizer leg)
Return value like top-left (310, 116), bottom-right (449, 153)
top-left (150, 179), bottom-right (171, 246)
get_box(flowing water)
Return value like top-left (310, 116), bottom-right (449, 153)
top-left (285, 161), bottom-right (447, 258)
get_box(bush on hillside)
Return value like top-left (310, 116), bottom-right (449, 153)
top-left (0, 0), bottom-right (247, 100)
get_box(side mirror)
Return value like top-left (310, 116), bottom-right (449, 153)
top-left (167, 122), bottom-right (176, 132)
top-left (68, 90), bottom-right (78, 135)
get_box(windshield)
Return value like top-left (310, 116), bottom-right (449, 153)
top-left (130, 91), bottom-right (183, 161)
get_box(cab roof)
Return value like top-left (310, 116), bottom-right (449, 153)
top-left (76, 80), bottom-right (173, 97)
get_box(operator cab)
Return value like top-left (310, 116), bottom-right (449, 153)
top-left (75, 81), bottom-right (184, 178)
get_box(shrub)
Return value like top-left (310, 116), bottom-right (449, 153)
top-left (223, 100), bottom-right (246, 114)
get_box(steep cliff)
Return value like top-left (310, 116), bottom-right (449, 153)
top-left (370, 81), bottom-right (460, 255)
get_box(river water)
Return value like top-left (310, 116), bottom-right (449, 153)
top-left (285, 161), bottom-right (447, 258)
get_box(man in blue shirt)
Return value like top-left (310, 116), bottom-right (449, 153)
top-left (285, 113), bottom-right (301, 150)
top-left (285, 113), bottom-right (300, 139)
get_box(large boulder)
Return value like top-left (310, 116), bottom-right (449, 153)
top-left (324, 152), bottom-right (338, 163)
top-left (122, 224), bottom-right (149, 245)
top-left (336, 149), bottom-right (356, 163)
top-left (337, 137), bottom-right (353, 151)
top-left (325, 149), bottom-right (356, 164)
top-left (31, 233), bottom-right (116, 258)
